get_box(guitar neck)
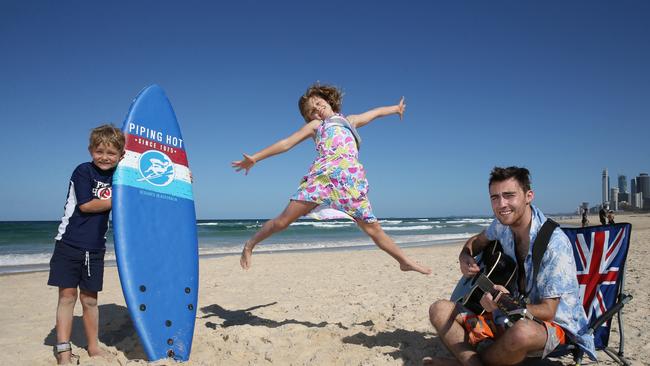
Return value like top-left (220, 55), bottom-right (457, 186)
top-left (474, 274), bottom-right (521, 312)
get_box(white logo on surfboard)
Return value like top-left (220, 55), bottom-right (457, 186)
top-left (138, 150), bottom-right (175, 186)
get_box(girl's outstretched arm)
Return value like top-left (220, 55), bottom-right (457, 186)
top-left (232, 120), bottom-right (320, 175)
top-left (347, 97), bottom-right (405, 129)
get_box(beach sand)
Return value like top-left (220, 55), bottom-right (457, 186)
top-left (1, 213), bottom-right (648, 365)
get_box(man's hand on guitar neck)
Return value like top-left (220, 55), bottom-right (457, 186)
top-left (479, 284), bottom-right (510, 313)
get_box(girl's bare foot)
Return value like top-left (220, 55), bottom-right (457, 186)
top-left (240, 242), bottom-right (253, 270)
top-left (400, 259), bottom-right (432, 275)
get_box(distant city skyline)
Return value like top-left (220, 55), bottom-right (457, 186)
top-left (597, 169), bottom-right (649, 212)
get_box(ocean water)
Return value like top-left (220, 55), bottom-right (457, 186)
top-left (0, 217), bottom-right (492, 274)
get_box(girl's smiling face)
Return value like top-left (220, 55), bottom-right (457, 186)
top-left (304, 96), bottom-right (335, 121)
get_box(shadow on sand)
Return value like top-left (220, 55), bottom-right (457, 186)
top-left (342, 328), bottom-right (442, 366)
top-left (43, 303), bottom-right (146, 360)
top-left (200, 302), bottom-right (350, 330)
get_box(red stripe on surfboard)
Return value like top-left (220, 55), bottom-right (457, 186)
top-left (125, 134), bottom-right (188, 166)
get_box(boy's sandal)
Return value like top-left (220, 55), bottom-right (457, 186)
top-left (55, 342), bottom-right (80, 365)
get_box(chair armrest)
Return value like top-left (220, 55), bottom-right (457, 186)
top-left (589, 294), bottom-right (633, 332)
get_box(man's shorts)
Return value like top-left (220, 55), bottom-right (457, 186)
top-left (47, 241), bottom-right (106, 292)
top-left (461, 312), bottom-right (566, 358)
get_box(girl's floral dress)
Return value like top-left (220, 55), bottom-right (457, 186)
top-left (291, 114), bottom-right (376, 223)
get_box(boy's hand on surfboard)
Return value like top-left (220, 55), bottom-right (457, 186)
top-left (232, 154), bottom-right (256, 175)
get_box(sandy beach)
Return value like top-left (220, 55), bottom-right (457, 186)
top-left (1, 213), bottom-right (648, 365)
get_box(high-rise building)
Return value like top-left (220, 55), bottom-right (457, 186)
top-left (618, 175), bottom-right (628, 193)
top-left (610, 187), bottom-right (619, 211)
top-left (631, 178), bottom-right (639, 208)
top-left (602, 169), bottom-right (609, 206)
top-left (638, 173), bottom-right (650, 210)
top-left (638, 173), bottom-right (650, 196)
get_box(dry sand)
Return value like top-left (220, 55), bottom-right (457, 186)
top-left (1, 213), bottom-right (648, 365)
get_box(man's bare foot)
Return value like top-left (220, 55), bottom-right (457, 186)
top-left (240, 242), bottom-right (253, 270)
top-left (400, 259), bottom-right (432, 275)
top-left (422, 356), bottom-right (462, 366)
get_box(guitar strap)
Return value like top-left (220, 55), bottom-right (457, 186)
top-left (520, 218), bottom-right (559, 299)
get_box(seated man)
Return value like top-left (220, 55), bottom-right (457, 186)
top-left (426, 166), bottom-right (596, 365)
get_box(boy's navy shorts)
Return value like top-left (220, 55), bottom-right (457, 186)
top-left (47, 241), bottom-right (106, 292)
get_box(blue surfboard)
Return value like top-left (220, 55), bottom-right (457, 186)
top-left (113, 85), bottom-right (198, 361)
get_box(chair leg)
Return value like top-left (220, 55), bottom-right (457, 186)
top-left (602, 348), bottom-right (631, 366)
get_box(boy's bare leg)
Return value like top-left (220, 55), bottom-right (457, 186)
top-left (355, 220), bottom-right (431, 274)
top-left (79, 290), bottom-right (104, 357)
top-left (240, 200), bottom-right (318, 269)
top-left (56, 287), bottom-right (78, 364)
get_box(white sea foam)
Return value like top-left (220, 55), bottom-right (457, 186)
top-left (290, 221), bottom-right (354, 228)
top-left (378, 220), bottom-right (403, 225)
top-left (196, 232), bottom-right (475, 256)
top-left (0, 230), bottom-right (477, 271)
top-left (445, 218), bottom-right (492, 224)
top-left (197, 222), bottom-right (220, 226)
top-left (0, 253), bottom-right (53, 266)
top-left (383, 225), bottom-right (434, 231)
top-left (0, 252), bottom-right (119, 268)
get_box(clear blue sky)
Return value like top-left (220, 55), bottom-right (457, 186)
top-left (2, 1), bottom-right (649, 220)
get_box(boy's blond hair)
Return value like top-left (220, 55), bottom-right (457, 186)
top-left (89, 124), bottom-right (125, 152)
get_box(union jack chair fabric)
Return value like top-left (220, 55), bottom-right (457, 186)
top-left (555, 223), bottom-right (633, 365)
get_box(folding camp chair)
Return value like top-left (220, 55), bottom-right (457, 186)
top-left (552, 223), bottom-right (633, 365)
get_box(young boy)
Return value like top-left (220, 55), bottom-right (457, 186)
top-left (47, 124), bottom-right (125, 364)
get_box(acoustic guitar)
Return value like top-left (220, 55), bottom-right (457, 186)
top-left (458, 240), bottom-right (518, 315)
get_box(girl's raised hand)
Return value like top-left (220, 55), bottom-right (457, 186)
top-left (397, 96), bottom-right (406, 120)
top-left (232, 154), bottom-right (256, 175)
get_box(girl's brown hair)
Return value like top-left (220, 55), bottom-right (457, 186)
top-left (298, 83), bottom-right (344, 122)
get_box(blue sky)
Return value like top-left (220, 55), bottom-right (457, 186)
top-left (1, 1), bottom-right (649, 220)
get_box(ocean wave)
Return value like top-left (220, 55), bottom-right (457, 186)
top-left (197, 232), bottom-right (474, 256)
top-left (378, 220), bottom-right (403, 225)
top-left (0, 252), bottom-right (118, 267)
top-left (383, 225), bottom-right (433, 231)
top-left (445, 218), bottom-right (492, 224)
top-left (0, 231), bottom-right (477, 271)
top-left (289, 221), bottom-right (354, 228)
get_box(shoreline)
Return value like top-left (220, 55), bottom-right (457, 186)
top-left (0, 238), bottom-right (468, 276)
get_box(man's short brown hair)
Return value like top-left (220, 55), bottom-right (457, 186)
top-left (489, 166), bottom-right (531, 192)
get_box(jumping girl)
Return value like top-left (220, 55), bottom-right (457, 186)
top-left (232, 83), bottom-right (431, 275)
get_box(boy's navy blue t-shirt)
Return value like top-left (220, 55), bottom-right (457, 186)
top-left (55, 162), bottom-right (114, 250)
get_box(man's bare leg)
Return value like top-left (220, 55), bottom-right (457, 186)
top-left (428, 300), bottom-right (481, 366)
